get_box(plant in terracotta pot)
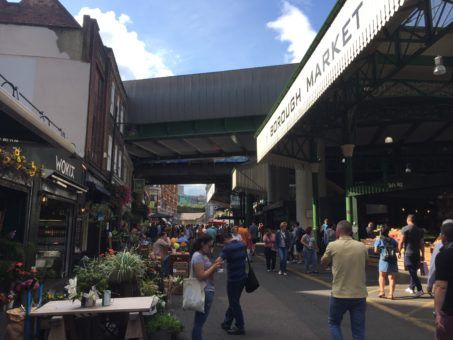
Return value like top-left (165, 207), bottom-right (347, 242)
top-left (146, 312), bottom-right (183, 340)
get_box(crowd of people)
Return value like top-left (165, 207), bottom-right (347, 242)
top-left (137, 215), bottom-right (452, 340)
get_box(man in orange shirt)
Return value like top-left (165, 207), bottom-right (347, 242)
top-left (238, 226), bottom-right (253, 260)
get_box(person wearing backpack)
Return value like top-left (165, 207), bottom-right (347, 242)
top-left (374, 225), bottom-right (399, 299)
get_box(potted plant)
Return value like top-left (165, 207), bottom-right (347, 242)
top-left (65, 257), bottom-right (108, 307)
top-left (146, 313), bottom-right (183, 340)
top-left (105, 250), bottom-right (145, 297)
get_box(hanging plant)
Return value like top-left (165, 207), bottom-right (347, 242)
top-left (110, 184), bottom-right (132, 210)
top-left (0, 146), bottom-right (41, 178)
top-left (85, 202), bottom-right (114, 223)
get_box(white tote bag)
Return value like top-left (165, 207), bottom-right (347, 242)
top-left (182, 260), bottom-right (206, 313)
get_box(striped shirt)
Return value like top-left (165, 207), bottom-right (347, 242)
top-left (220, 240), bottom-right (247, 282)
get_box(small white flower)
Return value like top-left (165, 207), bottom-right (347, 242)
top-left (65, 277), bottom-right (78, 300)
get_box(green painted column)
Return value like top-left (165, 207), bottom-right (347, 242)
top-left (312, 172), bottom-right (319, 241)
top-left (341, 143), bottom-right (355, 224)
top-left (310, 140), bottom-right (320, 241)
top-left (245, 194), bottom-right (254, 227)
top-left (345, 156), bottom-right (353, 223)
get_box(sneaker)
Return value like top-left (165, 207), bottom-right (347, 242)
top-left (267, 269), bottom-right (271, 272)
top-left (227, 326), bottom-right (245, 335)
top-left (221, 322), bottom-right (231, 331)
top-left (405, 287), bottom-right (415, 294)
top-left (283, 272), bottom-right (288, 276)
top-left (414, 290), bottom-right (424, 298)
top-left (297, 261), bottom-right (302, 264)
top-left (278, 271), bottom-right (283, 275)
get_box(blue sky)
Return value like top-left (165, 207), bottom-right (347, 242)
top-left (61, 0), bottom-right (336, 195)
top-left (62, 0), bottom-right (336, 79)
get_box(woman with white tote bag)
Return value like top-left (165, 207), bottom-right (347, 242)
top-left (185, 235), bottom-right (222, 340)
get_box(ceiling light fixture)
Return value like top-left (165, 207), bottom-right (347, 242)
top-left (433, 56), bottom-right (447, 76)
top-left (384, 136), bottom-right (393, 144)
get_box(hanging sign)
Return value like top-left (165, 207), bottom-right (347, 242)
top-left (257, 0), bottom-right (407, 161)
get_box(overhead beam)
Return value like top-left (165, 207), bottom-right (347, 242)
top-left (133, 151), bottom-right (251, 164)
top-left (125, 116), bottom-right (263, 141)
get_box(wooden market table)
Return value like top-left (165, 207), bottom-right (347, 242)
top-left (30, 296), bottom-right (158, 340)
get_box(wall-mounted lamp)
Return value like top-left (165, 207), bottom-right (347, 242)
top-left (405, 164), bottom-right (412, 173)
top-left (433, 56), bottom-right (447, 76)
top-left (40, 194), bottom-right (48, 205)
top-left (384, 136), bottom-right (394, 144)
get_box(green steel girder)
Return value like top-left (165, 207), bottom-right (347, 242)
top-left (125, 116), bottom-right (263, 141)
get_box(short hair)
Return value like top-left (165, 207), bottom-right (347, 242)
top-left (336, 220), bottom-right (352, 236)
top-left (407, 214), bottom-right (415, 223)
top-left (381, 225), bottom-right (391, 238)
top-left (223, 232), bottom-right (233, 240)
top-left (306, 227), bottom-right (313, 234)
top-left (441, 222), bottom-right (453, 242)
top-left (280, 222), bottom-right (288, 228)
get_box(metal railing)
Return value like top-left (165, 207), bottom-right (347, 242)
top-left (0, 72), bottom-right (66, 139)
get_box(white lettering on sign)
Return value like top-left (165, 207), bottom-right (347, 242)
top-left (56, 156), bottom-right (75, 179)
top-left (257, 0), bottom-right (407, 162)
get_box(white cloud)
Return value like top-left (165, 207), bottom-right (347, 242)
top-left (267, 1), bottom-right (317, 63)
top-left (75, 7), bottom-right (174, 80)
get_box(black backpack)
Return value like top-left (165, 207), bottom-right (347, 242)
top-left (382, 237), bottom-right (397, 262)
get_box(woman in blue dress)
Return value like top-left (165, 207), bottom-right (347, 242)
top-left (374, 225), bottom-right (400, 299)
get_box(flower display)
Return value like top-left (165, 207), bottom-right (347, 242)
top-left (65, 277), bottom-right (78, 300)
top-left (0, 146), bottom-right (41, 178)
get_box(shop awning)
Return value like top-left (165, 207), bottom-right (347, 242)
top-left (41, 169), bottom-right (87, 193)
top-left (86, 181), bottom-right (111, 197)
top-left (0, 84), bottom-right (76, 155)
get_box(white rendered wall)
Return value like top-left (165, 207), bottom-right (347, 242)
top-left (0, 24), bottom-right (89, 157)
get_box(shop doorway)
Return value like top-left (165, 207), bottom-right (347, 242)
top-left (0, 184), bottom-right (28, 242)
top-left (37, 198), bottom-right (74, 277)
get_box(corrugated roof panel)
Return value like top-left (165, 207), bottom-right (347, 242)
top-left (124, 64), bottom-right (298, 124)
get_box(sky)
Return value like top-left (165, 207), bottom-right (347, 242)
top-left (62, 0), bottom-right (336, 80)
top-left (61, 0), bottom-right (336, 195)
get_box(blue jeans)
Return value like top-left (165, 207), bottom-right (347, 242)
top-left (328, 297), bottom-right (366, 340)
top-left (278, 247), bottom-right (288, 272)
top-left (224, 279), bottom-right (245, 329)
top-left (404, 255), bottom-right (422, 292)
top-left (192, 290), bottom-right (215, 340)
top-left (303, 248), bottom-right (318, 272)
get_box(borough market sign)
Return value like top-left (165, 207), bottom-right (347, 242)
top-left (257, 0), bottom-right (408, 161)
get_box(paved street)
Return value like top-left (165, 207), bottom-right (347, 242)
top-left (171, 248), bottom-right (435, 340)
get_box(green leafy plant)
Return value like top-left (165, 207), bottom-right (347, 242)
top-left (67, 256), bottom-right (109, 300)
top-left (105, 250), bottom-right (145, 283)
top-left (147, 313), bottom-right (184, 334)
top-left (140, 279), bottom-right (160, 296)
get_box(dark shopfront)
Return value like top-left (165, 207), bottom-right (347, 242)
top-left (349, 172), bottom-right (453, 239)
top-left (25, 145), bottom-right (86, 277)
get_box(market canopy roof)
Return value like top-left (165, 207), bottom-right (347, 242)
top-left (256, 0), bottom-right (453, 162)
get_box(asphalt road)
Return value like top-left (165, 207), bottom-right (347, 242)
top-left (170, 249), bottom-right (435, 340)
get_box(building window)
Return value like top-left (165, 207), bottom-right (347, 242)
top-left (118, 151), bottom-right (123, 178)
top-left (107, 135), bottom-right (112, 171)
top-left (110, 82), bottom-right (115, 116)
top-left (113, 145), bottom-right (118, 175)
top-left (119, 106), bottom-right (124, 134)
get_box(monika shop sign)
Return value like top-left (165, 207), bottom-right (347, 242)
top-left (257, 0), bottom-right (407, 161)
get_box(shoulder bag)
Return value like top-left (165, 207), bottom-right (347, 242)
top-left (182, 259), bottom-right (206, 312)
top-left (245, 254), bottom-right (259, 293)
